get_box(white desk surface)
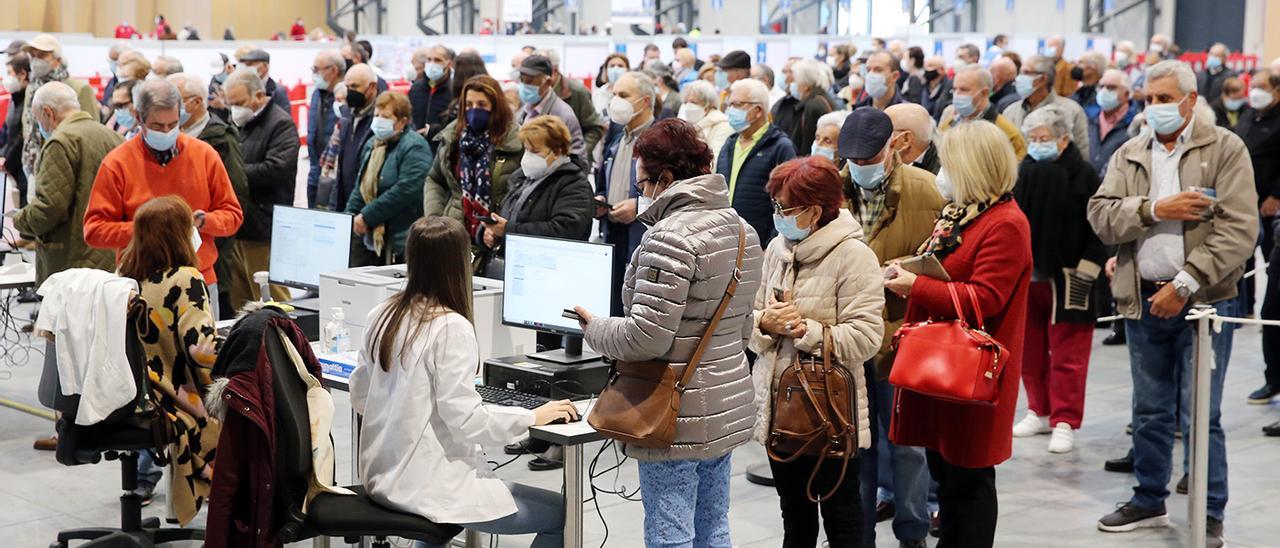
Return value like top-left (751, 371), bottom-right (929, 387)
top-left (0, 263), bottom-right (35, 290)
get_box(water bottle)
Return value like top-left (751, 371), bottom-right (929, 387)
top-left (253, 271), bottom-right (271, 302)
top-left (325, 307), bottom-right (350, 354)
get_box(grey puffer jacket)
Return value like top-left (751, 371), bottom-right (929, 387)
top-left (584, 173), bottom-right (764, 462)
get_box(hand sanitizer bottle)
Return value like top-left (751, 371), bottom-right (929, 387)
top-left (325, 307), bottom-right (350, 354)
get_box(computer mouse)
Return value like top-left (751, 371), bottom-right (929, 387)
top-left (548, 414), bottom-right (581, 425)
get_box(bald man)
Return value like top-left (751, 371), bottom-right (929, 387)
top-left (331, 63), bottom-right (378, 211)
top-left (885, 103), bottom-right (939, 173)
top-left (990, 56), bottom-right (1020, 113)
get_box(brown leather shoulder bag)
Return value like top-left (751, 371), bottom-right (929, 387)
top-left (588, 223), bottom-right (747, 449)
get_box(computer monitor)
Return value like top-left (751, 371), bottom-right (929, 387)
top-left (269, 206), bottom-right (352, 292)
top-left (502, 234), bottom-right (614, 364)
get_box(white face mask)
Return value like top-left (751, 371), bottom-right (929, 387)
top-left (230, 105), bottom-right (254, 126)
top-left (608, 94), bottom-right (637, 125)
top-left (677, 102), bottom-right (705, 124)
top-left (520, 150), bottom-right (554, 180)
top-left (934, 168), bottom-right (955, 202)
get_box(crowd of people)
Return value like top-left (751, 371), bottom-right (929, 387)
top-left (6, 27), bottom-right (1280, 548)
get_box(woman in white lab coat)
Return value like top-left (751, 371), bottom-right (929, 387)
top-left (348, 216), bottom-right (579, 548)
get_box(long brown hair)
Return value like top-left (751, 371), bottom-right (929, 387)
top-left (455, 74), bottom-right (512, 144)
top-left (368, 216), bottom-right (473, 372)
top-left (118, 195), bottom-right (199, 281)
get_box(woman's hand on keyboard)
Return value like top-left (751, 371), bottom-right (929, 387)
top-left (532, 400), bottom-right (579, 425)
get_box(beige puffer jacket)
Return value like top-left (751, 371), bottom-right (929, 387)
top-left (584, 173), bottom-right (763, 462)
top-left (748, 210), bottom-right (885, 450)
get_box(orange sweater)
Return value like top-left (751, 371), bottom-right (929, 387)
top-left (84, 134), bottom-right (243, 284)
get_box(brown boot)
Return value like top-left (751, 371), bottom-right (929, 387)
top-left (33, 435), bottom-right (57, 451)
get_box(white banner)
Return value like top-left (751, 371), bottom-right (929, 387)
top-left (612, 0), bottom-right (653, 27)
top-left (503, 0), bottom-right (533, 22)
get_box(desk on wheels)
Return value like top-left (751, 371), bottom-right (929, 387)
top-left (319, 368), bottom-right (601, 548)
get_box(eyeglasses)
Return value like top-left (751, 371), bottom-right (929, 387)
top-left (771, 197), bottom-right (806, 216)
top-left (726, 101), bottom-right (759, 110)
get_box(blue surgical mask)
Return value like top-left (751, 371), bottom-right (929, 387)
top-left (811, 142), bottom-right (835, 161)
top-left (849, 159), bottom-right (887, 190)
top-left (108, 59), bottom-right (118, 76)
top-left (1027, 141), bottom-right (1060, 162)
top-left (607, 66), bottom-right (624, 84)
top-left (37, 121), bottom-right (51, 141)
top-left (1015, 74), bottom-right (1037, 98)
top-left (773, 212), bottom-right (812, 241)
top-left (425, 62), bottom-right (445, 82)
top-left (1043, 45), bottom-right (1059, 59)
top-left (370, 116), bottom-right (397, 140)
top-left (312, 71), bottom-right (329, 91)
top-left (115, 108), bottom-right (135, 131)
top-left (715, 69), bottom-right (729, 90)
top-left (143, 125), bottom-right (180, 152)
top-left (179, 104), bottom-right (190, 126)
top-left (1095, 88), bottom-right (1120, 111)
top-left (952, 93), bottom-right (977, 117)
top-left (864, 71), bottom-right (889, 99)
top-left (1223, 97), bottom-right (1246, 112)
top-left (1205, 56), bottom-right (1222, 70)
top-left (1146, 97), bottom-right (1187, 135)
top-left (726, 106), bottom-right (751, 133)
top-left (518, 82), bottom-right (542, 104)
top-left (788, 81), bottom-right (800, 98)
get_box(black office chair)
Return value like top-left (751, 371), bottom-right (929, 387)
top-left (261, 322), bottom-right (463, 547)
top-left (48, 299), bottom-right (204, 548)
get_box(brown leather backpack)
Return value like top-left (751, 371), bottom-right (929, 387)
top-left (766, 325), bottom-right (859, 502)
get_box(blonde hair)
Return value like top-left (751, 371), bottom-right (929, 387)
top-left (375, 91), bottom-right (412, 121)
top-left (518, 115), bottom-right (573, 156)
top-left (939, 121), bottom-right (1018, 205)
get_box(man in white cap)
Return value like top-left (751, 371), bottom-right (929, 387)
top-left (20, 34), bottom-right (98, 195)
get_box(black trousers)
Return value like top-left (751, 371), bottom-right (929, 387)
top-left (1262, 231), bottom-right (1280, 388)
top-left (926, 450), bottom-right (997, 548)
top-left (769, 453), bottom-right (863, 548)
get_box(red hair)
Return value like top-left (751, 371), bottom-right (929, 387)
top-left (633, 118), bottom-right (712, 181)
top-left (766, 156), bottom-right (845, 227)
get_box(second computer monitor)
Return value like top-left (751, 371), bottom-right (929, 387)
top-left (269, 205), bottom-right (353, 291)
top-left (501, 234), bottom-right (614, 344)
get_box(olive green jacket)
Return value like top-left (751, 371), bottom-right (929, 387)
top-left (555, 75), bottom-right (606, 163)
top-left (14, 111), bottom-right (122, 285)
top-left (423, 120), bottom-right (523, 221)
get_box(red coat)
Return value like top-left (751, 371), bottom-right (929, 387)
top-left (890, 200), bottom-right (1032, 468)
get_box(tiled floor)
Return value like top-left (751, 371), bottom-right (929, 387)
top-left (2, 285), bottom-right (1278, 548)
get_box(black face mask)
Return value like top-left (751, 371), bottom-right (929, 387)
top-left (1071, 67), bottom-right (1085, 81)
top-left (924, 69), bottom-right (940, 82)
top-left (346, 88), bottom-right (369, 111)
top-left (344, 58), bottom-right (354, 71)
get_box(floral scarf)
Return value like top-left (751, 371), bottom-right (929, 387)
top-left (457, 125), bottom-right (493, 238)
top-left (917, 193), bottom-right (1013, 259)
top-left (21, 64), bottom-right (72, 179)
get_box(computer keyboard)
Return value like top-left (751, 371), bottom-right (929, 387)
top-left (476, 385), bottom-right (551, 410)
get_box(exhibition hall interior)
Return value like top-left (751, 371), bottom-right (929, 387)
top-left (1, 0), bottom-right (1279, 546)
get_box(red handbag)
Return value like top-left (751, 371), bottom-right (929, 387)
top-left (888, 283), bottom-right (1007, 406)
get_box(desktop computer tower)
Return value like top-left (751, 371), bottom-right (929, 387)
top-left (483, 355), bottom-right (611, 401)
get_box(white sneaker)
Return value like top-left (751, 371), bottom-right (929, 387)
top-left (1012, 413), bottom-right (1051, 437)
top-left (1048, 423), bottom-right (1075, 453)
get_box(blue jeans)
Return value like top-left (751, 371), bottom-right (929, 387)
top-left (860, 364), bottom-right (932, 544)
top-left (137, 451), bottom-right (163, 491)
top-left (417, 482), bottom-right (564, 548)
top-left (636, 454), bottom-right (733, 548)
top-left (1126, 296), bottom-right (1233, 520)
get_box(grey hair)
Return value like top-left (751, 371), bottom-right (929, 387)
top-left (412, 47), bottom-right (431, 64)
top-left (1145, 60), bottom-right (1197, 95)
top-left (32, 81), bottom-right (80, 114)
top-left (752, 63), bottom-right (776, 88)
top-left (1101, 68), bottom-right (1130, 89)
top-left (1078, 52), bottom-right (1108, 73)
top-left (956, 65), bottom-right (993, 90)
top-left (536, 48), bottom-right (560, 69)
top-left (108, 42), bottom-right (131, 57)
top-left (816, 110), bottom-right (849, 133)
top-left (132, 79), bottom-right (182, 122)
top-left (153, 55), bottom-right (184, 75)
top-left (730, 77), bottom-right (770, 106)
top-left (1027, 55), bottom-right (1056, 90)
top-left (1022, 106), bottom-right (1070, 140)
top-left (166, 72), bottom-right (206, 98)
top-left (224, 67), bottom-right (265, 96)
top-left (622, 70), bottom-right (656, 102)
top-left (317, 49), bottom-right (345, 71)
top-left (791, 59), bottom-right (826, 90)
top-left (681, 80), bottom-right (720, 109)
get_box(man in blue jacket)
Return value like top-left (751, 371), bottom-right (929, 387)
top-left (331, 64), bottom-right (379, 212)
top-left (716, 78), bottom-right (796, 247)
top-left (306, 50), bottom-right (345, 208)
